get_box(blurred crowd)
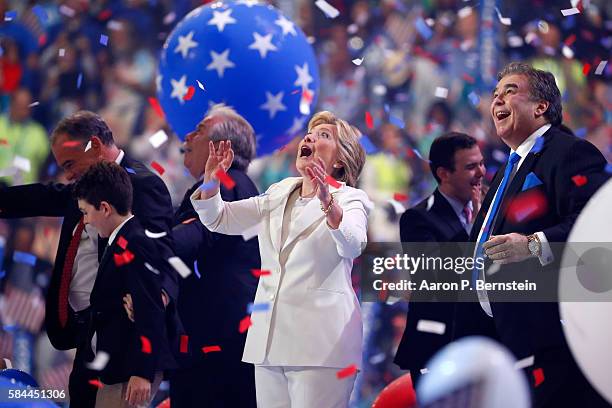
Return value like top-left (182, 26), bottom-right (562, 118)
top-left (0, 0), bottom-right (610, 406)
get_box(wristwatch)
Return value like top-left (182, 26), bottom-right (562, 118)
top-left (527, 234), bottom-right (542, 258)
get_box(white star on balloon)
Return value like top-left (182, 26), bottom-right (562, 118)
top-left (294, 63), bottom-right (313, 89)
top-left (170, 75), bottom-right (189, 104)
top-left (206, 49), bottom-right (235, 78)
top-left (275, 15), bottom-right (297, 36)
top-left (249, 32), bottom-right (278, 59)
top-left (287, 116), bottom-right (307, 135)
top-left (260, 91), bottom-right (286, 119)
top-left (174, 30), bottom-right (198, 59)
top-left (208, 9), bottom-right (237, 32)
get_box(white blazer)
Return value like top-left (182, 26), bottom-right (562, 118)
top-left (191, 177), bottom-right (373, 369)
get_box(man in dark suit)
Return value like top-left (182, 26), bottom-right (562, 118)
top-left (394, 132), bottom-right (496, 388)
top-left (472, 62), bottom-right (609, 407)
top-left (171, 104), bottom-right (260, 407)
top-left (0, 111), bottom-right (178, 407)
top-left (73, 161), bottom-right (177, 407)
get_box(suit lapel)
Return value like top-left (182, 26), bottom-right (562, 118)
top-left (432, 190), bottom-right (468, 240)
top-left (267, 178), bottom-right (302, 254)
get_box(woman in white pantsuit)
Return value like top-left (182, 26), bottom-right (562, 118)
top-left (191, 111), bottom-right (372, 408)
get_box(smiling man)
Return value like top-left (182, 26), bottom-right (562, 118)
top-left (470, 62), bottom-right (609, 407)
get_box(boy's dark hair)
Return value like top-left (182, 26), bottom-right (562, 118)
top-left (73, 161), bottom-right (133, 215)
top-left (52, 110), bottom-right (115, 146)
top-left (429, 132), bottom-right (478, 183)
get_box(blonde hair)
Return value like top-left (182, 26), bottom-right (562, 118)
top-left (308, 111), bottom-right (365, 187)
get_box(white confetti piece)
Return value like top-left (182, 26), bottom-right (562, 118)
top-left (84, 140), bottom-right (92, 152)
top-left (352, 58), bottom-right (364, 66)
top-left (514, 355), bottom-right (534, 370)
top-left (387, 199), bottom-right (406, 215)
top-left (196, 80), bottom-right (206, 91)
top-left (426, 195), bottom-right (435, 211)
top-left (59, 48), bottom-right (65, 57)
top-left (3, 358), bottom-right (11, 369)
top-left (434, 87), bottom-right (448, 99)
top-left (507, 35), bottom-right (524, 48)
top-left (420, 368), bottom-right (429, 375)
top-left (315, 0), bottom-right (339, 19)
top-left (369, 352), bottom-right (386, 365)
top-left (163, 12), bottom-right (176, 25)
top-left (148, 129), bottom-right (168, 149)
top-left (87, 351), bottom-right (110, 371)
top-left (107, 20), bottom-right (123, 31)
top-left (241, 221), bottom-right (262, 241)
top-left (416, 319), bottom-right (446, 335)
top-left (168, 256), bottom-right (192, 278)
top-left (59, 5), bottom-right (75, 17)
top-left (561, 7), bottom-right (580, 16)
top-left (562, 45), bottom-right (574, 59)
top-left (144, 229), bottom-right (168, 239)
top-left (595, 61), bottom-right (607, 75)
top-left (494, 7), bottom-right (511, 26)
top-left (13, 156), bottom-right (31, 173)
top-left (458, 6), bottom-right (472, 19)
top-left (144, 262), bottom-right (160, 275)
top-left (28, 101), bottom-right (39, 108)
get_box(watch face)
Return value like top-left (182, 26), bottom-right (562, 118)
top-left (528, 240), bottom-right (538, 254)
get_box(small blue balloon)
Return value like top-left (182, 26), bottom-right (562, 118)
top-left (158, 1), bottom-right (320, 156)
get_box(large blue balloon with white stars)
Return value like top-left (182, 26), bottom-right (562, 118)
top-left (157, 0), bottom-right (320, 156)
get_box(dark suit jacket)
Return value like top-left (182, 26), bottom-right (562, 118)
top-left (394, 189), bottom-right (496, 372)
top-left (90, 217), bottom-right (177, 384)
top-left (172, 168), bottom-right (260, 367)
top-left (0, 154), bottom-right (178, 350)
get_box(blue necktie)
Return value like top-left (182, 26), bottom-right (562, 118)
top-left (472, 152), bottom-right (521, 287)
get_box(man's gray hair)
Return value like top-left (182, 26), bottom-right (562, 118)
top-left (205, 104), bottom-right (257, 170)
top-left (497, 62), bottom-right (563, 126)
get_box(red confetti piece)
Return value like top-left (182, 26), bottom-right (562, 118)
top-left (564, 34), bottom-right (576, 46)
top-left (116, 236), bottom-right (128, 250)
top-left (462, 73), bottom-right (475, 83)
top-left (62, 140), bottom-right (81, 148)
top-left (38, 34), bottom-right (47, 46)
top-left (393, 193), bottom-right (408, 202)
top-left (180, 335), bottom-right (189, 353)
top-left (365, 111), bottom-right (374, 129)
top-left (202, 345), bottom-right (222, 354)
top-left (181, 217), bottom-right (198, 225)
top-left (582, 63), bottom-right (591, 75)
top-left (88, 379), bottom-right (104, 388)
top-left (151, 161), bottom-right (165, 176)
top-left (215, 169), bottom-right (236, 189)
top-left (183, 86), bottom-right (195, 101)
top-left (0, 139), bottom-right (8, 146)
top-left (571, 174), bottom-right (587, 186)
top-left (533, 367), bottom-right (545, 387)
top-left (98, 9), bottom-right (112, 20)
top-left (325, 175), bottom-right (341, 188)
top-left (336, 364), bottom-right (358, 379)
top-left (505, 189), bottom-right (548, 223)
top-left (238, 316), bottom-right (252, 333)
top-left (148, 97), bottom-right (165, 119)
top-left (113, 249), bottom-right (135, 266)
top-left (140, 336), bottom-right (152, 354)
top-left (251, 269), bottom-right (271, 277)
top-left (301, 89), bottom-right (313, 103)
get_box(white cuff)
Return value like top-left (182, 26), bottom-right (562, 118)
top-left (535, 231), bottom-right (554, 266)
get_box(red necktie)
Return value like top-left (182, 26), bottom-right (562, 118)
top-left (58, 218), bottom-right (85, 327)
top-left (463, 205), bottom-right (473, 225)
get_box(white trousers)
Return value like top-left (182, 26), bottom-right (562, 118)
top-left (254, 365), bottom-right (355, 408)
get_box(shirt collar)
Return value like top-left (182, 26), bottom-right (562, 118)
top-left (438, 190), bottom-right (471, 219)
top-left (512, 124), bottom-right (551, 159)
top-left (115, 149), bottom-right (125, 165)
top-left (108, 215), bottom-right (134, 246)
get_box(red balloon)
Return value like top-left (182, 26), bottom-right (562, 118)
top-left (155, 398), bottom-right (170, 408)
top-left (372, 373), bottom-right (417, 408)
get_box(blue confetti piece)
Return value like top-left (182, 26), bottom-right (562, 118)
top-left (468, 91), bottom-right (480, 106)
top-left (77, 73), bottom-right (83, 89)
top-left (47, 162), bottom-right (58, 176)
top-left (32, 5), bottom-right (47, 23)
top-left (199, 180), bottom-right (218, 192)
top-left (415, 18), bottom-right (433, 40)
top-left (574, 127), bottom-right (587, 139)
top-left (193, 260), bottom-right (201, 279)
top-left (3, 324), bottom-right (17, 332)
top-left (247, 302), bottom-right (270, 313)
top-left (99, 34), bottom-right (109, 46)
top-left (13, 251), bottom-right (36, 266)
top-left (605, 163), bottom-right (612, 174)
top-left (125, 167), bottom-right (136, 174)
top-left (389, 115), bottom-right (405, 129)
top-left (359, 134), bottom-right (379, 155)
top-left (4, 10), bottom-right (17, 21)
top-left (410, 147), bottom-right (424, 160)
top-left (383, 104), bottom-right (390, 114)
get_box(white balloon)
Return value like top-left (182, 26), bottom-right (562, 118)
top-left (560, 177), bottom-right (612, 404)
top-left (417, 336), bottom-right (530, 408)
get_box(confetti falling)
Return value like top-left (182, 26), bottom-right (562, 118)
top-left (561, 7), bottom-right (580, 16)
top-left (352, 58), bottom-right (364, 66)
top-left (193, 260), bottom-right (201, 279)
top-left (251, 269), bottom-right (271, 277)
top-left (315, 0), bottom-right (339, 19)
top-left (180, 335), bottom-right (189, 353)
top-left (87, 351), bottom-right (110, 371)
top-left (84, 140), bottom-right (92, 152)
top-left (571, 174), bottom-right (587, 186)
top-left (59, 48), bottom-right (65, 57)
top-left (582, 63), bottom-right (591, 75)
top-left (365, 111), bottom-right (374, 129)
top-left (533, 367), bottom-right (545, 387)
top-left (144, 262), bottom-right (160, 275)
top-left (113, 250), bottom-right (135, 266)
top-left (247, 302), bottom-right (270, 313)
top-left (196, 80), bottom-right (206, 91)
top-left (239, 316), bottom-right (252, 333)
top-left (116, 236), bottom-right (128, 250)
top-left (99, 34), bottom-right (109, 46)
top-left (28, 101), bottom-right (39, 108)
top-left (88, 379), bottom-right (104, 388)
top-left (168, 256), bottom-right (192, 278)
top-left (434, 87), bottom-right (449, 99)
top-left (199, 180), bottom-right (218, 192)
top-left (13, 251), bottom-right (37, 266)
top-left (594, 61), bottom-right (607, 75)
top-left (325, 175), bottom-right (341, 188)
top-left (393, 193), bottom-right (408, 202)
top-left (4, 11), bottom-right (16, 22)
top-left (505, 190), bottom-right (548, 223)
top-left (148, 129), bottom-right (169, 149)
top-left (202, 345), bottom-right (222, 354)
top-left (140, 336), bottom-right (152, 354)
top-left (148, 97), bottom-right (165, 118)
top-left (151, 161), bottom-right (165, 176)
top-left (216, 169), bottom-right (236, 189)
top-left (336, 364), bottom-right (358, 379)
top-left (514, 355), bottom-right (534, 370)
top-left (494, 7), bottom-right (512, 26)
top-left (416, 319), bottom-right (446, 335)
top-left (182, 217), bottom-right (198, 225)
top-left (183, 85), bottom-right (195, 101)
top-left (145, 229), bottom-right (168, 239)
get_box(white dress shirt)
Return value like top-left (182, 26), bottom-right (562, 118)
top-left (69, 150), bottom-right (125, 311)
top-left (475, 125), bottom-right (554, 316)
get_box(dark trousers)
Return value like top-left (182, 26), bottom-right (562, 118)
top-left (170, 357), bottom-right (256, 408)
top-left (68, 346), bottom-right (97, 408)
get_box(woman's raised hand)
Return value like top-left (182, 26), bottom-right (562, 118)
top-left (201, 140), bottom-right (234, 198)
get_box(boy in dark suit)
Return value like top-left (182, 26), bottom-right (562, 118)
top-left (73, 161), bottom-right (176, 407)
